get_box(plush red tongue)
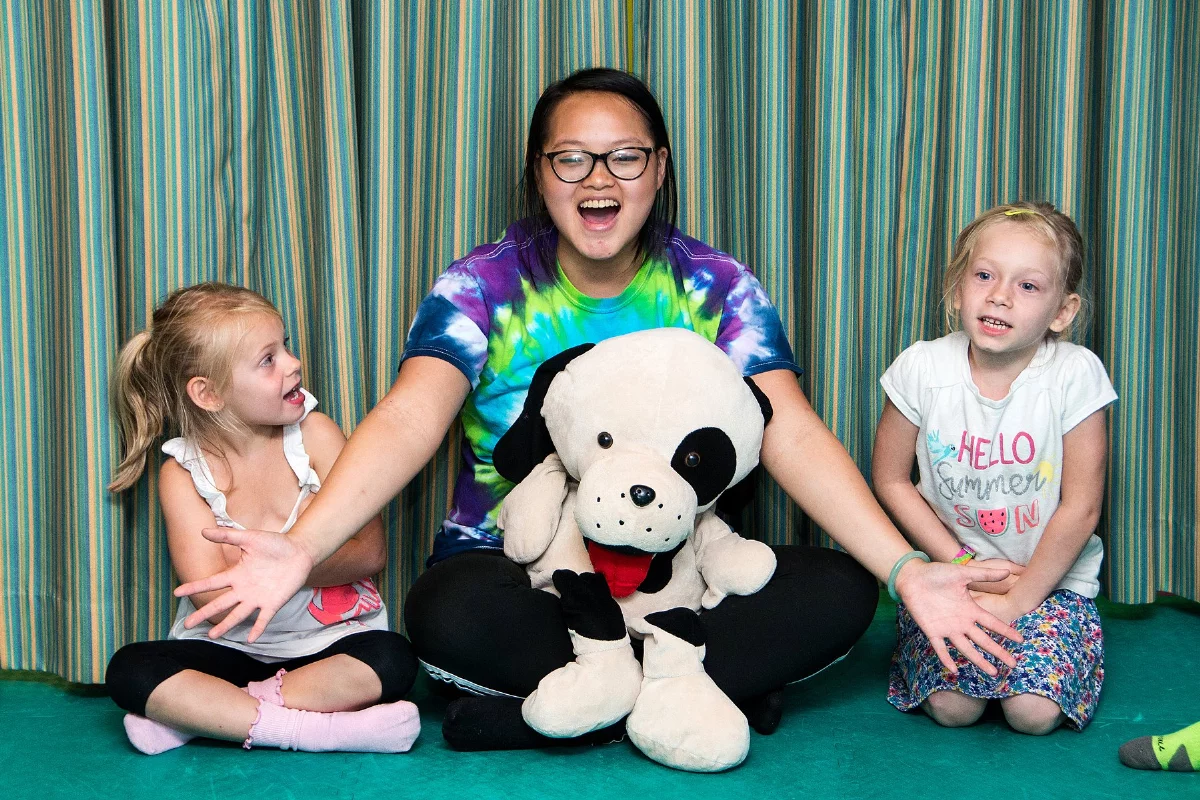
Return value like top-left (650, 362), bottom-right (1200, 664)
top-left (586, 541), bottom-right (652, 598)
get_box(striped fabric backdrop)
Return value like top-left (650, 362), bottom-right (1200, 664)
top-left (0, 0), bottom-right (1194, 683)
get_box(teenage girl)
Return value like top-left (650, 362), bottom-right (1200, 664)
top-left (873, 202), bottom-right (1116, 734)
top-left (105, 283), bottom-right (420, 754)
top-left (173, 70), bottom-right (1025, 749)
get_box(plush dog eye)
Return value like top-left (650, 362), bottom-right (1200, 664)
top-left (684, 452), bottom-right (700, 468)
top-left (597, 432), bottom-right (613, 448)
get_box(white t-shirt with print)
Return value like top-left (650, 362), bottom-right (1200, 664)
top-left (880, 331), bottom-right (1117, 598)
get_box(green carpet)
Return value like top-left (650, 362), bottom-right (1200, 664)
top-left (2, 595), bottom-right (1197, 800)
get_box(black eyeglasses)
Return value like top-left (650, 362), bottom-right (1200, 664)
top-left (541, 147), bottom-right (655, 183)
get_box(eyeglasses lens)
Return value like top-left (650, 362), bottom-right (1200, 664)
top-left (551, 149), bottom-right (648, 182)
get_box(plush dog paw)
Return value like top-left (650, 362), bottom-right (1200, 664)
top-left (521, 570), bottom-right (642, 738)
top-left (521, 628), bottom-right (641, 738)
top-left (694, 515), bottom-right (776, 608)
top-left (499, 454), bottom-right (569, 564)
top-left (626, 608), bottom-right (750, 772)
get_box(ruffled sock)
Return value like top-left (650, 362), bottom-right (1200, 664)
top-left (123, 713), bottom-right (196, 756)
top-left (123, 668), bottom-right (289, 755)
top-left (245, 668), bottom-right (288, 706)
top-left (244, 698), bottom-right (421, 753)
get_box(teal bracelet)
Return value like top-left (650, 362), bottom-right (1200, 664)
top-left (887, 550), bottom-right (931, 602)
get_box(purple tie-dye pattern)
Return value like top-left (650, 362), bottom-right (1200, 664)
top-left (402, 223), bottom-right (799, 564)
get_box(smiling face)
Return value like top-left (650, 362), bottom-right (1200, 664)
top-left (223, 313), bottom-right (306, 430)
top-left (953, 221), bottom-right (1081, 370)
top-left (536, 91), bottom-right (668, 290)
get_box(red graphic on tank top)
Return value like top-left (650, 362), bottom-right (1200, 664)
top-left (307, 579), bottom-right (382, 625)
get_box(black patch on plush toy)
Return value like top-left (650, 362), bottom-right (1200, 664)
top-left (744, 376), bottom-right (774, 425)
top-left (552, 569), bottom-right (629, 642)
top-left (670, 427), bottom-right (737, 506)
top-left (493, 343), bottom-right (595, 483)
top-left (635, 542), bottom-right (686, 594)
top-left (643, 607), bottom-right (706, 646)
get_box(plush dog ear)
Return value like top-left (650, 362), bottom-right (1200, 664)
top-left (493, 342), bottom-right (595, 483)
top-left (714, 378), bottom-right (773, 522)
top-left (744, 376), bottom-right (773, 425)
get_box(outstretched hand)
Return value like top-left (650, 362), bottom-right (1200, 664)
top-left (174, 527), bottom-right (315, 642)
top-left (895, 559), bottom-right (1024, 677)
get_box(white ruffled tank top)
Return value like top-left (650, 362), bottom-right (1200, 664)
top-left (165, 389), bottom-right (388, 661)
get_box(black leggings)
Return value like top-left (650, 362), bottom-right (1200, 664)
top-left (106, 630), bottom-right (417, 717)
top-left (403, 546), bottom-right (878, 702)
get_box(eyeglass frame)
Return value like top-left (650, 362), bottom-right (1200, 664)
top-left (539, 146), bottom-right (656, 183)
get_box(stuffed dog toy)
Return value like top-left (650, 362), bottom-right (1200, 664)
top-left (492, 328), bottom-right (777, 772)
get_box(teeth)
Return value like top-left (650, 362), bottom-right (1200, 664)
top-left (579, 199), bottom-right (619, 209)
top-left (981, 317), bottom-right (1010, 329)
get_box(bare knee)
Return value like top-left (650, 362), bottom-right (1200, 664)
top-left (1001, 693), bottom-right (1063, 735)
top-left (921, 691), bottom-right (986, 727)
top-left (282, 654), bottom-right (383, 711)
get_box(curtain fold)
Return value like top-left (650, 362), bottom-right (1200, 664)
top-left (0, 0), bottom-right (1194, 682)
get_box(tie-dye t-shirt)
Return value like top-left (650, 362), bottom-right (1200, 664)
top-left (402, 222), bottom-right (800, 564)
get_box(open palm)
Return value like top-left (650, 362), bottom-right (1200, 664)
top-left (175, 527), bottom-right (314, 641)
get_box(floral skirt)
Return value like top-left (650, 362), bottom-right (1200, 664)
top-left (887, 589), bottom-right (1104, 730)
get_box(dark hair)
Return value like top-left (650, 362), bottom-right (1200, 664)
top-left (516, 68), bottom-right (678, 277)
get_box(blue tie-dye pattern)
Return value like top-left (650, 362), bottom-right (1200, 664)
top-left (402, 223), bottom-right (799, 564)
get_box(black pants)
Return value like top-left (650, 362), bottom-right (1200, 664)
top-left (106, 630), bottom-right (417, 717)
top-left (404, 546), bottom-right (878, 701)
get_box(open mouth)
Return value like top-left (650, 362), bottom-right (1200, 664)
top-left (284, 384), bottom-right (304, 404)
top-left (585, 540), bottom-right (652, 598)
top-left (979, 316), bottom-right (1011, 332)
top-left (578, 198), bottom-right (620, 228)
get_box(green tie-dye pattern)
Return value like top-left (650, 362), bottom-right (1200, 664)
top-left (460, 255), bottom-right (724, 536)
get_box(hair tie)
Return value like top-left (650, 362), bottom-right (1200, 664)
top-left (1004, 208), bottom-right (1038, 217)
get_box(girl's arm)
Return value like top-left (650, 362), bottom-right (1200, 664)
top-left (753, 369), bottom-right (1021, 675)
top-left (871, 400), bottom-right (964, 561)
top-left (176, 356), bottom-right (470, 640)
top-left (159, 460), bottom-right (237, 624)
top-left (974, 410), bottom-right (1107, 622)
top-left (872, 401), bottom-right (1024, 588)
top-left (295, 411), bottom-right (387, 587)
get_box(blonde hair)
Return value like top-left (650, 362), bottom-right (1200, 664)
top-left (109, 282), bottom-right (282, 492)
top-left (941, 200), bottom-right (1087, 337)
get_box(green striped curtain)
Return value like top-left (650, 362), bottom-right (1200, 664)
top-left (0, 1), bottom-right (1195, 683)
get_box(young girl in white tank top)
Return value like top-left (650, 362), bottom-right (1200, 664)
top-left (105, 283), bottom-right (420, 755)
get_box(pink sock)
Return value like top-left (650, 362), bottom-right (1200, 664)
top-left (123, 713), bottom-right (195, 755)
top-left (245, 668), bottom-right (287, 706)
top-left (124, 670), bottom-right (289, 755)
top-left (245, 699), bottom-right (421, 753)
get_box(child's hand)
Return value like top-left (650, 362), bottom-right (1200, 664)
top-left (969, 590), bottom-right (1027, 626)
top-left (895, 559), bottom-right (1023, 676)
top-left (174, 527), bottom-right (316, 641)
top-left (966, 559), bottom-right (1025, 594)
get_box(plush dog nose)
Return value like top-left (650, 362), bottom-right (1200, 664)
top-left (629, 485), bottom-right (656, 507)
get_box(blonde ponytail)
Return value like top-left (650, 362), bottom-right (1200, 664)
top-left (109, 330), bottom-right (167, 491)
top-left (107, 282), bottom-right (282, 492)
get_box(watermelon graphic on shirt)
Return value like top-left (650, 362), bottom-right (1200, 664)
top-left (977, 508), bottom-right (1009, 536)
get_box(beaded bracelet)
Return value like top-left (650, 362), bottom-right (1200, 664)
top-left (887, 550), bottom-right (931, 602)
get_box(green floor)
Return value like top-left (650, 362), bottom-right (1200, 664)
top-left (2, 595), bottom-right (1198, 800)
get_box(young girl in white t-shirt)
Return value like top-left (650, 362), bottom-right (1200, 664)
top-left (872, 202), bottom-right (1116, 734)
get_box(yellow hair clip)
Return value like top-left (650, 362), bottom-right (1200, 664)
top-left (1004, 208), bottom-right (1038, 217)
